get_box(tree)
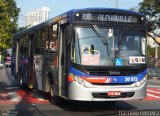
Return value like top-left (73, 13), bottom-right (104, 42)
top-left (139, 0), bottom-right (160, 46)
top-left (147, 45), bottom-right (155, 58)
top-left (17, 26), bottom-right (29, 32)
top-left (0, 0), bottom-right (20, 50)
top-left (139, 0), bottom-right (159, 29)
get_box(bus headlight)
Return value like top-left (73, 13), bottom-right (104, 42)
top-left (131, 76), bottom-right (147, 87)
top-left (135, 82), bottom-right (141, 87)
top-left (78, 77), bottom-right (84, 84)
top-left (69, 73), bottom-right (93, 88)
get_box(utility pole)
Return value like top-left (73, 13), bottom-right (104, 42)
top-left (116, 0), bottom-right (118, 8)
top-left (155, 26), bottom-right (160, 67)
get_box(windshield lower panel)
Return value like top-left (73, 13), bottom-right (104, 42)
top-left (71, 25), bottom-right (146, 66)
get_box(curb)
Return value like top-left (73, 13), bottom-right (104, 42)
top-left (150, 77), bottom-right (160, 80)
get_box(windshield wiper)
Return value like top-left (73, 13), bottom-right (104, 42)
top-left (92, 25), bottom-right (110, 59)
top-left (92, 25), bottom-right (107, 45)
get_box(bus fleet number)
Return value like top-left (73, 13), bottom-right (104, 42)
top-left (125, 77), bottom-right (138, 82)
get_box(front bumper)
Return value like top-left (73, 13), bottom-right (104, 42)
top-left (68, 81), bottom-right (147, 101)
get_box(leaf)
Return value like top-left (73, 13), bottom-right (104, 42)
top-left (0, 0), bottom-right (20, 50)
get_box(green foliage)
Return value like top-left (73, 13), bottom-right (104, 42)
top-left (139, 0), bottom-right (160, 32)
top-left (0, 0), bottom-right (20, 50)
top-left (17, 26), bottom-right (28, 32)
top-left (130, 7), bottom-right (136, 11)
top-left (147, 45), bottom-right (155, 58)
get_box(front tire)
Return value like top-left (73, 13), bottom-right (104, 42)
top-left (49, 84), bottom-right (62, 105)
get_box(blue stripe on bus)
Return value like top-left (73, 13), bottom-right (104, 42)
top-left (69, 66), bottom-right (147, 83)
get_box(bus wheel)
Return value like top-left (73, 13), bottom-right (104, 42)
top-left (49, 84), bottom-right (61, 105)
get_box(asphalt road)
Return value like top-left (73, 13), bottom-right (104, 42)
top-left (0, 67), bottom-right (160, 116)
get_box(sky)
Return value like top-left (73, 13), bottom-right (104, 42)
top-left (15, 0), bottom-right (143, 27)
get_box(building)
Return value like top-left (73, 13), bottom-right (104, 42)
top-left (25, 7), bottom-right (49, 27)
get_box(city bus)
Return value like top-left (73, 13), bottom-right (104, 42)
top-left (12, 8), bottom-right (148, 104)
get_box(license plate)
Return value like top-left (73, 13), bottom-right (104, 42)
top-left (108, 91), bottom-right (121, 96)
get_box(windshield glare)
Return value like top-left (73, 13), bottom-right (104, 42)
top-left (71, 26), bottom-right (146, 66)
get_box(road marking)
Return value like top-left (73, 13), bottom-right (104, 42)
top-left (145, 88), bottom-right (160, 100)
top-left (0, 92), bottom-right (8, 97)
top-left (148, 85), bottom-right (160, 88)
top-left (37, 98), bottom-right (47, 101)
top-left (16, 90), bottom-right (49, 104)
top-left (8, 92), bottom-right (21, 102)
top-left (147, 93), bottom-right (160, 98)
top-left (6, 87), bottom-right (20, 89)
top-left (147, 89), bottom-right (160, 94)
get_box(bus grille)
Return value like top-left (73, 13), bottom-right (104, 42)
top-left (87, 69), bottom-right (140, 76)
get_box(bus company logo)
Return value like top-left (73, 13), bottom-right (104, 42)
top-left (105, 78), bottom-right (112, 83)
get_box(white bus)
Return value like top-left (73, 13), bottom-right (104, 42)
top-left (12, 8), bottom-right (148, 105)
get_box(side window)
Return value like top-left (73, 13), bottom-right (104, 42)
top-left (19, 36), bottom-right (28, 60)
top-left (12, 40), bottom-right (16, 56)
top-left (50, 24), bottom-right (59, 52)
top-left (19, 37), bottom-right (24, 55)
top-left (23, 35), bottom-right (28, 56)
top-left (35, 31), bottom-right (42, 54)
top-left (41, 27), bottom-right (49, 54)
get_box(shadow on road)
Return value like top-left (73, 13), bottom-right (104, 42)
top-left (57, 100), bottom-right (137, 112)
top-left (0, 67), bottom-right (47, 116)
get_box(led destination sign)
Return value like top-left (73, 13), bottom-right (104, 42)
top-left (98, 14), bottom-right (133, 22)
top-left (75, 12), bottom-right (143, 23)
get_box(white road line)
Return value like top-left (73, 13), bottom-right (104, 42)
top-left (148, 85), bottom-right (160, 88)
top-left (32, 93), bottom-right (48, 101)
top-left (147, 89), bottom-right (160, 94)
top-left (6, 87), bottom-right (20, 90)
top-left (147, 93), bottom-right (160, 98)
top-left (8, 92), bottom-right (21, 102)
top-left (37, 98), bottom-right (48, 101)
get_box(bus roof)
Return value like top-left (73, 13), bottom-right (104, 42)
top-left (14, 8), bottom-right (144, 38)
top-left (72, 7), bottom-right (143, 16)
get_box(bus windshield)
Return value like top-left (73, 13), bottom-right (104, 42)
top-left (72, 25), bottom-right (146, 66)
